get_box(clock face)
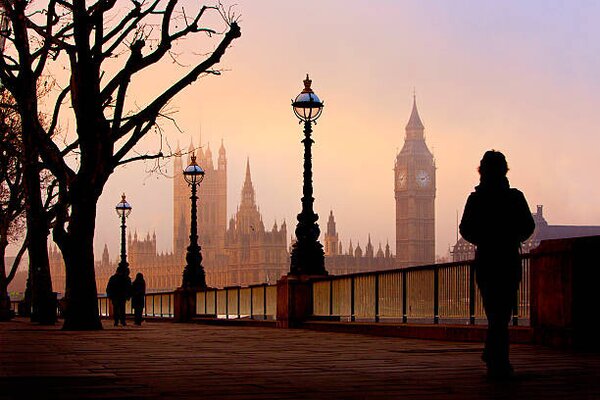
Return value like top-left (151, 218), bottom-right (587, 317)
top-left (397, 171), bottom-right (407, 188)
top-left (416, 170), bottom-right (431, 188)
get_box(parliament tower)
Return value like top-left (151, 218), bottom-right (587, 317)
top-left (394, 96), bottom-right (436, 267)
top-left (173, 140), bottom-right (227, 267)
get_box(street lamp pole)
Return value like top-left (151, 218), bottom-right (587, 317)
top-left (115, 194), bottom-right (132, 271)
top-left (289, 74), bottom-right (327, 276)
top-left (181, 154), bottom-right (206, 289)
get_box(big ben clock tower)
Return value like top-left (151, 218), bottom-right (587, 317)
top-left (395, 95), bottom-right (436, 267)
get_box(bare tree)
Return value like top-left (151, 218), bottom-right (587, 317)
top-left (0, 88), bottom-right (27, 321)
top-left (0, 1), bottom-right (241, 330)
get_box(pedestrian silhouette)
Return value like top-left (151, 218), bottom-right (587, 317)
top-left (106, 266), bottom-right (132, 326)
top-left (131, 272), bottom-right (146, 326)
top-left (459, 150), bottom-right (534, 379)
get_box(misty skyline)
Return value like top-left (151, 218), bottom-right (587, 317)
top-left (13, 1), bottom-right (599, 262)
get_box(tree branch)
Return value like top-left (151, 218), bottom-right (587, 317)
top-left (100, 2), bottom-right (216, 103)
top-left (6, 235), bottom-right (27, 284)
top-left (115, 21), bottom-right (241, 145)
top-left (117, 151), bottom-right (164, 166)
top-left (48, 85), bottom-right (70, 138)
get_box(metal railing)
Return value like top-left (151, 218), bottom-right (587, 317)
top-left (93, 256), bottom-right (531, 326)
top-left (98, 291), bottom-right (175, 318)
top-left (10, 300), bottom-right (19, 316)
top-left (196, 284), bottom-right (277, 320)
top-left (312, 256), bottom-right (531, 326)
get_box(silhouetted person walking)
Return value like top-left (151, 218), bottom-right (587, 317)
top-left (131, 272), bottom-right (146, 326)
top-left (106, 266), bottom-right (132, 326)
top-left (459, 150), bottom-right (534, 379)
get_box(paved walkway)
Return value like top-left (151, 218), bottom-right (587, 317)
top-left (1, 318), bottom-right (599, 399)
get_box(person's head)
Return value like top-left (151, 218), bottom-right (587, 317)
top-left (478, 150), bottom-right (508, 180)
top-left (135, 272), bottom-right (144, 281)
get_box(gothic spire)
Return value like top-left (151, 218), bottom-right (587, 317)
top-left (205, 142), bottom-right (214, 169)
top-left (218, 138), bottom-right (226, 170)
top-left (240, 157), bottom-right (256, 208)
top-left (244, 157), bottom-right (252, 184)
top-left (405, 93), bottom-right (425, 132)
top-left (327, 210), bottom-right (336, 235)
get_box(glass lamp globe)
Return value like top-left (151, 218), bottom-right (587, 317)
top-left (115, 194), bottom-right (132, 218)
top-left (183, 154), bottom-right (205, 185)
top-left (292, 74), bottom-right (324, 122)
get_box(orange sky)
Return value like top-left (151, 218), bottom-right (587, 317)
top-left (17, 1), bottom-right (600, 262)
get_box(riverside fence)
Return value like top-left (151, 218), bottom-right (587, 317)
top-left (95, 256), bottom-right (530, 326)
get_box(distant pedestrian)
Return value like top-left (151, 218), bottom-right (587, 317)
top-left (131, 272), bottom-right (146, 326)
top-left (459, 150), bottom-right (535, 379)
top-left (106, 266), bottom-right (132, 326)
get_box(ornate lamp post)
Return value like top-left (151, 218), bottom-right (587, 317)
top-left (181, 154), bottom-right (207, 289)
top-left (289, 74), bottom-right (327, 276)
top-left (115, 194), bottom-right (132, 271)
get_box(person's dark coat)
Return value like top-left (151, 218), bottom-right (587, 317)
top-left (106, 272), bottom-right (132, 302)
top-left (460, 176), bottom-right (535, 268)
top-left (131, 275), bottom-right (146, 310)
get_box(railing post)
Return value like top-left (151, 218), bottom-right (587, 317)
top-left (329, 280), bottom-right (334, 317)
top-left (469, 263), bottom-right (476, 325)
top-left (214, 290), bottom-right (218, 318)
top-left (225, 288), bottom-right (229, 319)
top-left (250, 286), bottom-right (254, 320)
top-left (168, 293), bottom-right (172, 318)
top-left (402, 269), bottom-right (407, 324)
top-left (433, 266), bottom-right (439, 324)
top-left (375, 274), bottom-right (380, 323)
top-left (263, 284), bottom-right (267, 320)
top-left (152, 294), bottom-right (155, 317)
top-left (350, 276), bottom-right (355, 322)
top-left (237, 287), bottom-right (241, 319)
top-left (204, 289), bottom-right (208, 315)
top-left (160, 295), bottom-right (163, 317)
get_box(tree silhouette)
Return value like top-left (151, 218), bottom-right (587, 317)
top-left (0, 89), bottom-right (27, 321)
top-left (0, 1), bottom-right (241, 330)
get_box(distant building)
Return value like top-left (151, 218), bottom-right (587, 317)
top-left (173, 141), bottom-right (228, 272)
top-left (395, 96), bottom-right (436, 267)
top-left (46, 100), bottom-right (442, 294)
top-left (49, 142), bottom-right (289, 293)
top-left (452, 205), bottom-right (600, 261)
top-left (323, 210), bottom-right (396, 275)
top-left (220, 160), bottom-right (289, 286)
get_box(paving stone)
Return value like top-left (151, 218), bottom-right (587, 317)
top-left (1, 318), bottom-right (600, 399)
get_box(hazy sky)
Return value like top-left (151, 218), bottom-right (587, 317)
top-left (66, 1), bottom-right (600, 261)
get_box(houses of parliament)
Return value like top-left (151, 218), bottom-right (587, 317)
top-left (48, 99), bottom-right (436, 293)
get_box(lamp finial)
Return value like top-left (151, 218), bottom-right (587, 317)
top-left (302, 74), bottom-right (313, 94)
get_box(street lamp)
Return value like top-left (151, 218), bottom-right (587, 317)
top-left (289, 74), bottom-right (327, 276)
top-left (115, 194), bottom-right (132, 271)
top-left (181, 154), bottom-right (207, 289)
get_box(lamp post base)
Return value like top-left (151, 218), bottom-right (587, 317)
top-left (174, 287), bottom-right (197, 323)
top-left (289, 239), bottom-right (327, 276)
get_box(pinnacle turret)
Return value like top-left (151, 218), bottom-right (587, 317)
top-left (327, 210), bottom-right (337, 235)
top-left (187, 139), bottom-right (195, 163)
top-left (405, 94), bottom-right (425, 132)
top-left (218, 139), bottom-right (227, 170)
top-left (205, 142), bottom-right (214, 169)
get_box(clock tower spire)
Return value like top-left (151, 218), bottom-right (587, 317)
top-left (394, 95), bottom-right (436, 267)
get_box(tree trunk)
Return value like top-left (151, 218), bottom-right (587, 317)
top-left (0, 238), bottom-right (11, 321)
top-left (21, 116), bottom-right (55, 325)
top-left (60, 195), bottom-right (102, 330)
